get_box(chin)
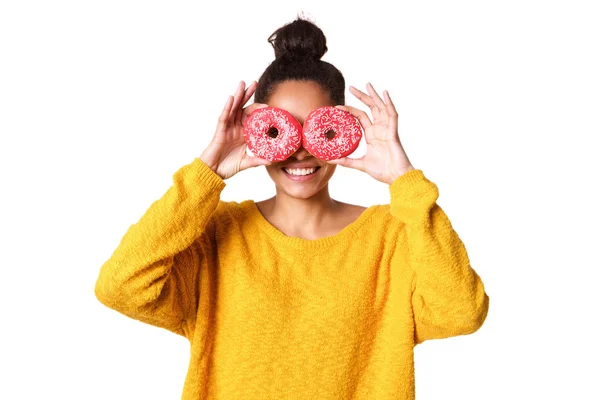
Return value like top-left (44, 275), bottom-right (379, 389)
top-left (280, 185), bottom-right (321, 200)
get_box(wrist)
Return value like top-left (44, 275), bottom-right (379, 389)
top-left (388, 165), bottom-right (416, 184)
top-left (199, 149), bottom-right (220, 174)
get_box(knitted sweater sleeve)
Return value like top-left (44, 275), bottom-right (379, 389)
top-left (94, 157), bottom-right (226, 338)
top-left (389, 169), bottom-right (490, 345)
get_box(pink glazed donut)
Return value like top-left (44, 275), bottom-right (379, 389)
top-left (243, 107), bottom-right (303, 162)
top-left (302, 106), bottom-right (362, 161)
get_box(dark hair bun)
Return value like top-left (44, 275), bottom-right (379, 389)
top-left (268, 16), bottom-right (328, 61)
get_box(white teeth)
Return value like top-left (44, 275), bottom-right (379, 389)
top-left (284, 167), bottom-right (317, 176)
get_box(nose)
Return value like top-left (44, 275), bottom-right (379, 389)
top-left (291, 145), bottom-right (311, 160)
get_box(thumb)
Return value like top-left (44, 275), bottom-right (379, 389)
top-left (240, 155), bottom-right (272, 171)
top-left (326, 156), bottom-right (363, 171)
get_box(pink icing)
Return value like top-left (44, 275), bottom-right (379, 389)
top-left (243, 106), bottom-right (362, 162)
top-left (302, 106), bottom-right (362, 160)
top-left (243, 107), bottom-right (302, 161)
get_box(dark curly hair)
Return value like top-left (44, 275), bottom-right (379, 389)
top-left (254, 14), bottom-right (346, 106)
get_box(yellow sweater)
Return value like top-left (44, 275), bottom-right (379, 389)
top-left (94, 157), bottom-right (489, 399)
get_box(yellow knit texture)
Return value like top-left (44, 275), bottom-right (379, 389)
top-left (95, 157), bottom-right (489, 399)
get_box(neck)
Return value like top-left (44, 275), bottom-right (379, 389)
top-left (267, 184), bottom-right (340, 236)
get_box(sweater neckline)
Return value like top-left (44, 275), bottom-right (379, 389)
top-left (242, 200), bottom-right (379, 251)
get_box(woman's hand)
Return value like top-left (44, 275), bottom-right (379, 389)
top-left (200, 80), bottom-right (272, 180)
top-left (326, 82), bottom-right (415, 185)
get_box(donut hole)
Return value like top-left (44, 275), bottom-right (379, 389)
top-left (325, 129), bottom-right (336, 140)
top-left (267, 127), bottom-right (279, 139)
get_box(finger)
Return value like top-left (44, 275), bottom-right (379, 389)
top-left (350, 85), bottom-right (383, 120)
top-left (335, 105), bottom-right (372, 129)
top-left (241, 81), bottom-right (256, 105)
top-left (366, 82), bottom-right (387, 113)
top-left (235, 81), bottom-right (257, 125)
top-left (348, 86), bottom-right (379, 117)
top-left (383, 89), bottom-right (399, 129)
top-left (216, 95), bottom-right (234, 130)
top-left (383, 90), bottom-right (398, 117)
top-left (229, 80), bottom-right (246, 120)
top-left (240, 153), bottom-right (272, 170)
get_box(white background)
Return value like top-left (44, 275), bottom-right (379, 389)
top-left (1, 1), bottom-right (598, 399)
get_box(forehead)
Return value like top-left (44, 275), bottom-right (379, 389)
top-left (267, 80), bottom-right (334, 124)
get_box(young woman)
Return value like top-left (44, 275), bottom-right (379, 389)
top-left (95, 16), bottom-right (489, 400)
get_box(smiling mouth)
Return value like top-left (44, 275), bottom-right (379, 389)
top-left (281, 166), bottom-right (322, 176)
